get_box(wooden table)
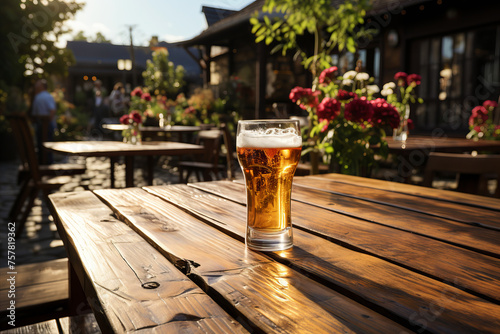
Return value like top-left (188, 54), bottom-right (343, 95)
top-left (386, 135), bottom-right (500, 155)
top-left (48, 173), bottom-right (500, 333)
top-left (102, 124), bottom-right (212, 142)
top-left (44, 141), bottom-right (205, 187)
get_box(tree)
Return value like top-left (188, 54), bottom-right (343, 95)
top-left (142, 48), bottom-right (185, 99)
top-left (73, 30), bottom-right (111, 43)
top-left (0, 0), bottom-right (84, 87)
top-left (251, 0), bottom-right (375, 79)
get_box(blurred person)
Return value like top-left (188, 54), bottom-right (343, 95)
top-left (31, 79), bottom-right (56, 164)
top-left (109, 82), bottom-right (128, 117)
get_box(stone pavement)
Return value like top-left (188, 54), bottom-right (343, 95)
top-left (0, 154), bottom-right (238, 268)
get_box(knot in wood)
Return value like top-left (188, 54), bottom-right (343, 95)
top-left (141, 281), bottom-right (160, 289)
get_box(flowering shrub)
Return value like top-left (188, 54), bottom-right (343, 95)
top-left (290, 66), bottom-right (400, 175)
top-left (467, 100), bottom-right (500, 140)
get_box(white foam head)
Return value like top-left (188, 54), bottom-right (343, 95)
top-left (237, 127), bottom-right (302, 148)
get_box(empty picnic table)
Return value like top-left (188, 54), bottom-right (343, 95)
top-left (44, 141), bottom-right (205, 187)
top-left (48, 173), bottom-right (500, 333)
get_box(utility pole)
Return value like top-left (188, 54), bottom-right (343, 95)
top-left (127, 25), bottom-right (137, 87)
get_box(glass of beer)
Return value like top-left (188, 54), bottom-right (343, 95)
top-left (236, 120), bottom-right (302, 251)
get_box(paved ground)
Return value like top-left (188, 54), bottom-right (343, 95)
top-left (0, 153), bottom-right (235, 268)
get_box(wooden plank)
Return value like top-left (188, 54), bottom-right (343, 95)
top-left (310, 173), bottom-right (500, 211)
top-left (48, 191), bottom-right (246, 334)
top-left (0, 258), bottom-right (67, 289)
top-left (194, 181), bottom-right (500, 258)
top-left (293, 176), bottom-right (500, 230)
top-left (58, 313), bottom-right (101, 334)
top-left (0, 259), bottom-right (68, 311)
top-left (96, 187), bottom-right (408, 333)
top-left (145, 182), bottom-right (500, 333)
top-left (0, 320), bottom-right (59, 334)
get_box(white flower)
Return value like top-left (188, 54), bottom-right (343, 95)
top-left (381, 88), bottom-right (394, 96)
top-left (343, 71), bottom-right (357, 80)
top-left (366, 85), bottom-right (380, 94)
top-left (342, 79), bottom-right (354, 86)
top-left (383, 82), bottom-right (396, 90)
top-left (357, 72), bottom-right (370, 81)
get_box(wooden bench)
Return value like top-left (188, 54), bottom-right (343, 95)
top-left (0, 259), bottom-right (69, 330)
top-left (0, 313), bottom-right (100, 333)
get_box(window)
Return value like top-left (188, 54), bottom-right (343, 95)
top-left (409, 25), bottom-right (500, 134)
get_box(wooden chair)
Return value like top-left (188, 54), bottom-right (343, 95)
top-left (7, 114), bottom-right (82, 238)
top-left (178, 123), bottom-right (235, 183)
top-left (422, 152), bottom-right (500, 197)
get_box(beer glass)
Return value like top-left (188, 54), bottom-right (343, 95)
top-left (236, 120), bottom-right (302, 251)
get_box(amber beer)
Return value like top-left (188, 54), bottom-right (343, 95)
top-left (237, 120), bottom-right (302, 251)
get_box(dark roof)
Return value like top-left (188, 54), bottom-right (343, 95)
top-left (66, 41), bottom-right (151, 68)
top-left (177, 0), bottom-right (432, 47)
top-left (202, 6), bottom-right (237, 26)
top-left (66, 41), bottom-right (201, 78)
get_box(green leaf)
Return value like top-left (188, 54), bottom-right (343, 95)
top-left (265, 36), bottom-right (273, 45)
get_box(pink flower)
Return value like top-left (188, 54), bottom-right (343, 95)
top-left (130, 111), bottom-right (143, 124)
top-left (317, 97), bottom-right (341, 122)
top-left (289, 87), bottom-right (319, 110)
top-left (336, 89), bottom-right (357, 101)
top-left (319, 66), bottom-right (338, 85)
top-left (483, 100), bottom-right (498, 110)
top-left (131, 87), bottom-right (143, 97)
top-left (344, 97), bottom-right (374, 123)
top-left (469, 106), bottom-right (488, 127)
top-left (141, 92), bottom-right (152, 102)
top-left (407, 74), bottom-right (422, 86)
top-left (120, 114), bottom-right (131, 125)
top-left (370, 98), bottom-right (400, 129)
top-left (394, 72), bottom-right (408, 86)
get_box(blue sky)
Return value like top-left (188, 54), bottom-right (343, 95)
top-left (64, 0), bottom-right (254, 46)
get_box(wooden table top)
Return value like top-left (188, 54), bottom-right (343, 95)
top-left (102, 124), bottom-right (212, 132)
top-left (386, 135), bottom-right (500, 154)
top-left (44, 140), bottom-right (205, 157)
top-left (49, 174), bottom-right (500, 333)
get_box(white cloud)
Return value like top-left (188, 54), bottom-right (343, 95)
top-left (161, 34), bottom-right (188, 43)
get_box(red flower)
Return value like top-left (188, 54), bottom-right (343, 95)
top-left (120, 114), bottom-right (131, 125)
top-left (394, 72), bottom-right (407, 81)
top-left (141, 92), bottom-right (152, 102)
top-left (469, 106), bottom-right (488, 127)
top-left (130, 111), bottom-right (143, 124)
top-left (407, 119), bottom-right (414, 130)
top-left (289, 87), bottom-right (319, 110)
top-left (317, 97), bottom-right (341, 122)
top-left (319, 66), bottom-right (338, 85)
top-left (370, 98), bottom-right (400, 129)
top-left (131, 87), bottom-right (143, 97)
top-left (344, 97), bottom-right (374, 123)
top-left (407, 74), bottom-right (422, 86)
top-left (184, 106), bottom-right (196, 114)
top-left (483, 100), bottom-right (498, 110)
top-left (336, 89), bottom-right (357, 101)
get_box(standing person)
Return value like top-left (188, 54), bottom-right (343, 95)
top-left (109, 82), bottom-right (128, 119)
top-left (31, 79), bottom-right (56, 164)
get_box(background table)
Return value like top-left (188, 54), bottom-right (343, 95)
top-left (102, 124), bottom-right (213, 142)
top-left (49, 174), bottom-right (500, 333)
top-left (387, 135), bottom-right (500, 155)
top-left (44, 141), bottom-right (205, 187)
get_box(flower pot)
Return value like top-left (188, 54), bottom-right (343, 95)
top-left (123, 124), bottom-right (142, 145)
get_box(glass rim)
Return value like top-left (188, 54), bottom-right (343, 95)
top-left (238, 119), bottom-right (299, 124)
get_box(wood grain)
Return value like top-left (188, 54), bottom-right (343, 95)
top-left (310, 173), bottom-right (500, 211)
top-left (147, 182), bottom-right (500, 333)
top-left (49, 191), bottom-right (246, 334)
top-left (96, 187), bottom-right (408, 333)
top-left (293, 176), bottom-right (500, 230)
